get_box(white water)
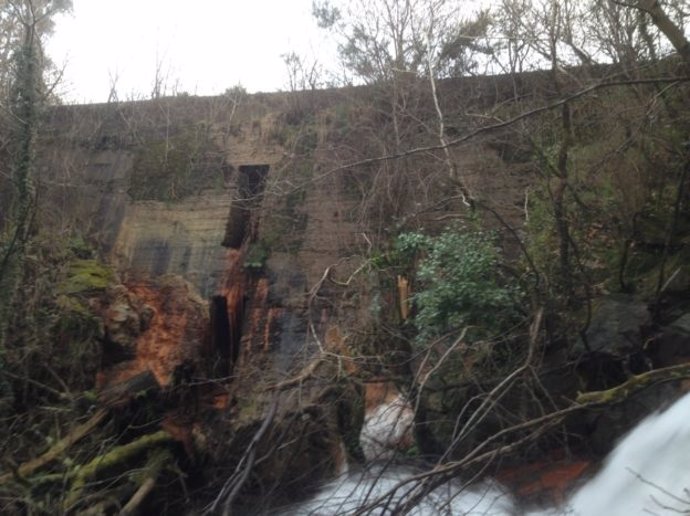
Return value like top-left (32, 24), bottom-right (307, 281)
top-left (360, 394), bottom-right (415, 462)
top-left (555, 390), bottom-right (690, 515)
top-left (278, 465), bottom-right (514, 515)
top-left (283, 391), bottom-right (690, 515)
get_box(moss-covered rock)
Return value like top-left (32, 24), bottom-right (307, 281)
top-left (57, 259), bottom-right (115, 295)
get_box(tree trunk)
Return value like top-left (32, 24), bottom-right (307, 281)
top-left (637, 0), bottom-right (690, 66)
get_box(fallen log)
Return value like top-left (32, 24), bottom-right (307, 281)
top-left (98, 370), bottom-right (160, 407)
top-left (0, 408), bottom-right (108, 485)
top-left (65, 430), bottom-right (173, 510)
top-left (576, 362), bottom-right (690, 405)
top-left (120, 449), bottom-right (171, 515)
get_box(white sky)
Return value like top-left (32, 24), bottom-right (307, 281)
top-left (48, 0), bottom-right (332, 103)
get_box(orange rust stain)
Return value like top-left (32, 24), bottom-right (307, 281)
top-left (211, 393), bottom-right (230, 410)
top-left (219, 248), bottom-right (243, 289)
top-left (162, 416), bottom-right (195, 458)
top-left (220, 248), bottom-right (246, 365)
top-left (364, 380), bottom-right (402, 412)
top-left (498, 459), bottom-right (591, 504)
top-left (99, 279), bottom-right (205, 390)
top-left (125, 281), bottom-right (192, 387)
top-left (225, 285), bottom-right (243, 315)
top-left (220, 249), bottom-right (245, 302)
top-left (240, 278), bottom-right (270, 362)
top-left (397, 275), bottom-right (410, 321)
top-left (263, 307), bottom-right (283, 353)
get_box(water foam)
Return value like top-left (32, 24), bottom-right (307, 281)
top-left (280, 465), bottom-right (513, 515)
top-left (285, 391), bottom-right (690, 515)
top-left (554, 390), bottom-right (690, 515)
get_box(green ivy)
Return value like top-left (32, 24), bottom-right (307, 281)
top-left (397, 228), bottom-right (523, 342)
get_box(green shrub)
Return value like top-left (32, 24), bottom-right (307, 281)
top-left (397, 228), bottom-right (523, 342)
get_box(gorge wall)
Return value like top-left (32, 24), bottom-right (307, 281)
top-left (5, 66), bottom-right (689, 513)
top-left (37, 80), bottom-right (534, 394)
top-left (29, 82), bottom-right (530, 510)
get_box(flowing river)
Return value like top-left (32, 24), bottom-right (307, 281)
top-left (278, 391), bottom-right (690, 515)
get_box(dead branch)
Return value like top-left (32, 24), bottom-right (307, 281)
top-left (0, 408), bottom-right (108, 485)
top-left (119, 449), bottom-right (171, 515)
top-left (353, 358), bottom-right (690, 514)
top-left (206, 396), bottom-right (279, 515)
top-left (438, 308), bottom-right (542, 461)
top-left (353, 402), bottom-right (583, 516)
top-left (576, 362), bottom-right (690, 405)
top-left (266, 356), bottom-right (324, 391)
top-left (65, 430), bottom-right (173, 510)
top-left (302, 76), bottom-right (690, 191)
top-left (98, 370), bottom-right (160, 407)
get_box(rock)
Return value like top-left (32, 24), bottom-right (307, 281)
top-left (588, 383), bottom-right (682, 455)
top-left (670, 313), bottom-right (690, 334)
top-left (98, 277), bottom-right (209, 388)
top-left (636, 248), bottom-right (690, 297)
top-left (101, 284), bottom-right (154, 361)
top-left (647, 312), bottom-right (690, 367)
top-left (582, 294), bottom-right (651, 354)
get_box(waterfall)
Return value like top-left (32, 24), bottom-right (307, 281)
top-left (551, 390), bottom-right (690, 515)
top-left (281, 391), bottom-right (690, 515)
top-left (276, 465), bottom-right (513, 515)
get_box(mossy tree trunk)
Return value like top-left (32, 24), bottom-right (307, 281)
top-left (0, 12), bottom-right (41, 399)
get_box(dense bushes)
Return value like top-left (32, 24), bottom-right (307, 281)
top-left (396, 227), bottom-right (524, 343)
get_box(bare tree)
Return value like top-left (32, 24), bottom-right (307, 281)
top-left (616, 0), bottom-right (690, 65)
top-left (0, 0), bottom-right (71, 393)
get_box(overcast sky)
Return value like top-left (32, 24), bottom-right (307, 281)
top-left (48, 0), bottom-right (333, 103)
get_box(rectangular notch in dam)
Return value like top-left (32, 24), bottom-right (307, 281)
top-left (222, 164), bottom-right (269, 248)
top-left (238, 164), bottom-right (270, 198)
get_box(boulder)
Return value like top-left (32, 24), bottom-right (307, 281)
top-left (101, 284), bottom-right (154, 362)
top-left (648, 312), bottom-right (690, 367)
top-left (582, 294), bottom-right (651, 355)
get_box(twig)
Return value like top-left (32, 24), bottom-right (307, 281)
top-left (439, 308), bottom-right (542, 461)
top-left (206, 396), bottom-right (279, 515)
top-left (299, 76), bottom-right (690, 190)
top-left (265, 357), bottom-right (324, 391)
